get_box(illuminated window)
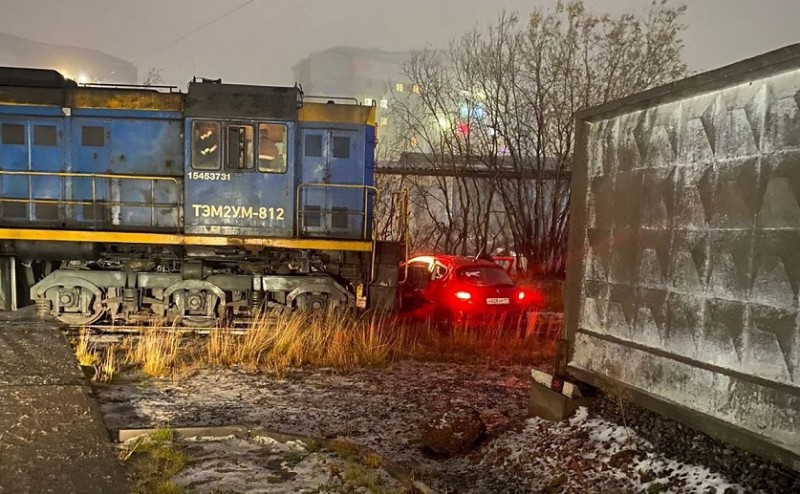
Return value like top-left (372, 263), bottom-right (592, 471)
top-left (380, 99), bottom-right (388, 109)
top-left (225, 124), bottom-right (254, 170)
top-left (258, 123), bottom-right (287, 173)
top-left (411, 84), bottom-right (420, 94)
top-left (395, 83), bottom-right (404, 92)
top-left (380, 116), bottom-right (388, 126)
top-left (192, 120), bottom-right (220, 170)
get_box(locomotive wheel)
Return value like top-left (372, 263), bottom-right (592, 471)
top-left (297, 292), bottom-right (328, 313)
top-left (164, 280), bottom-right (224, 328)
top-left (38, 276), bottom-right (105, 326)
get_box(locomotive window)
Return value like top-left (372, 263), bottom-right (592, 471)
top-left (258, 123), bottom-right (287, 173)
top-left (191, 120), bottom-right (221, 170)
top-left (304, 134), bottom-right (322, 157)
top-left (303, 204), bottom-right (321, 227)
top-left (332, 136), bottom-right (350, 159)
top-left (34, 125), bottom-right (57, 146)
top-left (331, 207), bottom-right (349, 229)
top-left (1, 124), bottom-right (25, 145)
top-left (82, 126), bottom-right (105, 147)
top-left (226, 125), bottom-right (254, 170)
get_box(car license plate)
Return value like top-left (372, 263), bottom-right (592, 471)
top-left (486, 297), bottom-right (510, 305)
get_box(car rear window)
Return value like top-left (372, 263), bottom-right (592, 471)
top-left (456, 266), bottom-right (513, 286)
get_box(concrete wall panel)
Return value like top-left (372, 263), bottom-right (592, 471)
top-left (566, 45), bottom-right (800, 469)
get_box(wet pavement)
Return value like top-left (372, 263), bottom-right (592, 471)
top-left (0, 308), bottom-right (128, 493)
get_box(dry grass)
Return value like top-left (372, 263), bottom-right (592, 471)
top-left (124, 327), bottom-right (182, 377)
top-left (116, 309), bottom-right (560, 378)
top-left (519, 277), bottom-right (565, 312)
top-left (94, 344), bottom-right (118, 383)
top-left (239, 310), bottom-right (396, 373)
top-left (73, 329), bottom-right (121, 382)
top-left (393, 312), bottom-right (561, 365)
top-left (75, 328), bottom-right (100, 367)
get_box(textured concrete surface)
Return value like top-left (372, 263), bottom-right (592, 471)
top-left (566, 45), bottom-right (800, 469)
top-left (0, 309), bottom-right (128, 494)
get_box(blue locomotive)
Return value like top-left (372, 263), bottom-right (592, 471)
top-left (0, 67), bottom-right (403, 326)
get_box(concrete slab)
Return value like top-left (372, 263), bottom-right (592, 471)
top-left (0, 386), bottom-right (112, 453)
top-left (0, 312), bottom-right (129, 494)
top-left (0, 451), bottom-right (127, 494)
top-left (529, 380), bottom-right (593, 421)
top-left (0, 325), bottom-right (83, 385)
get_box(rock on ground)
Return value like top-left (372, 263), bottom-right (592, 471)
top-left (420, 405), bottom-right (485, 455)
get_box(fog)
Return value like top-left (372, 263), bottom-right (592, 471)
top-left (0, 0), bottom-right (797, 86)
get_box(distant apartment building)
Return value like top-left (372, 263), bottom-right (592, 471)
top-left (292, 46), bottom-right (414, 159)
top-left (0, 33), bottom-right (136, 84)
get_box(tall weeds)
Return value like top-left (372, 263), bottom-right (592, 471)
top-left (94, 344), bottom-right (118, 383)
top-left (75, 328), bottom-right (100, 367)
top-left (393, 312), bottom-right (560, 365)
top-left (116, 310), bottom-right (558, 378)
top-left (125, 327), bottom-right (182, 377)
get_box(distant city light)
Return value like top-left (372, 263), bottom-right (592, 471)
top-left (458, 103), bottom-right (486, 120)
top-left (437, 116), bottom-right (451, 130)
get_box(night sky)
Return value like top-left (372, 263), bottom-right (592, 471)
top-left (0, 0), bottom-right (797, 85)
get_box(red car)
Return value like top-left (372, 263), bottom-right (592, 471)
top-left (400, 255), bottom-right (540, 324)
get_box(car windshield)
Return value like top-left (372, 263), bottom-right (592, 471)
top-left (455, 266), bottom-right (514, 286)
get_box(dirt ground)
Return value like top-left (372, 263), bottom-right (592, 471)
top-left (92, 360), bottom-right (772, 494)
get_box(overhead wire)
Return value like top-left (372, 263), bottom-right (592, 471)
top-left (99, 0), bottom-right (257, 80)
top-left (130, 0), bottom-right (256, 65)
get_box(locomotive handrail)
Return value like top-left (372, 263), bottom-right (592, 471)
top-left (0, 170), bottom-right (181, 183)
top-left (0, 170), bottom-right (182, 232)
top-left (294, 183), bottom-right (379, 241)
top-left (80, 82), bottom-right (180, 92)
top-left (391, 189), bottom-right (410, 284)
top-left (296, 183), bottom-right (380, 283)
top-left (302, 95), bottom-right (361, 105)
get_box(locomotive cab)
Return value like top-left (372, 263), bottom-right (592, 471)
top-left (183, 80), bottom-right (298, 238)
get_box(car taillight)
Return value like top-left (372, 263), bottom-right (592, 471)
top-left (518, 290), bottom-right (526, 301)
top-left (455, 291), bottom-right (472, 300)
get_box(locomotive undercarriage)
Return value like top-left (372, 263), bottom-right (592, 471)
top-left (24, 243), bottom-right (370, 328)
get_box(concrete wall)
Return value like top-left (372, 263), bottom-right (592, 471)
top-left (565, 45), bottom-right (800, 469)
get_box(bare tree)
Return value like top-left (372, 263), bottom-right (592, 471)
top-left (384, 0), bottom-right (686, 276)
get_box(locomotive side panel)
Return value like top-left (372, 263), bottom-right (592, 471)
top-left (297, 103), bottom-right (377, 241)
top-left (66, 113), bottom-right (183, 231)
top-left (0, 83), bottom-right (184, 232)
top-left (0, 109), bottom-right (65, 226)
